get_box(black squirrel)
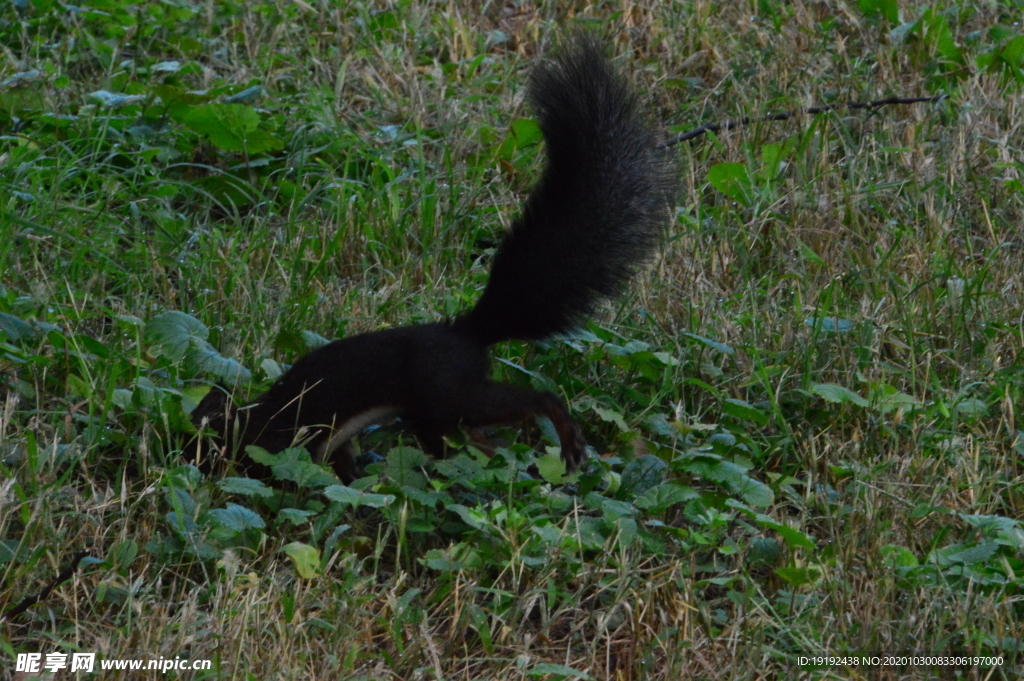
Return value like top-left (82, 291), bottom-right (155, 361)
top-left (193, 34), bottom-right (675, 483)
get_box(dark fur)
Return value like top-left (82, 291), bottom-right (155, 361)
top-left (193, 35), bottom-right (675, 483)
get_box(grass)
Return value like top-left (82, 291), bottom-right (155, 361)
top-left (2, 0), bottom-right (1023, 679)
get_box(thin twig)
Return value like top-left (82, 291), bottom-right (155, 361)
top-left (660, 95), bottom-right (948, 148)
top-left (3, 551), bottom-right (89, 620)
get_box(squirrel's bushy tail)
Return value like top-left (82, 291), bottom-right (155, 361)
top-left (455, 34), bottom-right (675, 346)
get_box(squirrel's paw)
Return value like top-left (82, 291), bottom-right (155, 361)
top-left (560, 422), bottom-right (588, 473)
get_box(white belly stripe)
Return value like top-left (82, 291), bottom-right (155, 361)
top-left (316, 405), bottom-right (403, 462)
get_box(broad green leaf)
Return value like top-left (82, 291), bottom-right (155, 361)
top-left (434, 454), bottom-right (484, 481)
top-left (535, 452), bottom-right (568, 484)
top-left (805, 317), bottom-right (854, 333)
top-left (223, 86), bottom-right (264, 104)
top-left (445, 503), bottom-right (490, 531)
top-left (619, 455), bottom-right (667, 497)
top-left (591, 404), bottom-right (629, 432)
top-left (301, 329), bottom-right (331, 349)
top-left (954, 398), bottom-right (987, 418)
top-left (497, 118), bottom-right (542, 161)
top-left (421, 543), bottom-right (482, 572)
top-left (260, 358), bottom-right (285, 380)
top-left (208, 503), bottom-right (265, 532)
top-left (797, 241), bottom-right (825, 267)
top-left (246, 445), bottom-right (277, 466)
top-left (278, 508), bottom-right (316, 525)
top-left (684, 332), bottom-right (735, 355)
top-left (90, 90), bottom-right (144, 108)
top-left (247, 447), bottom-right (312, 473)
top-left (890, 19), bottom-right (920, 44)
top-left (111, 388), bottom-right (133, 410)
top-left (1000, 36), bottom-right (1024, 67)
top-left (596, 496), bottom-right (637, 520)
top-left (634, 483), bottom-right (699, 513)
top-left (569, 517), bottom-right (607, 551)
top-left (528, 663), bottom-right (593, 680)
top-left (0, 312), bottom-right (35, 341)
top-left (145, 311), bottom-right (208, 362)
top-left (189, 339), bottom-right (251, 384)
top-left (759, 140), bottom-right (794, 181)
top-left (810, 383), bottom-right (869, 407)
top-left (273, 460), bottom-right (338, 488)
top-left (510, 118), bottom-right (542, 146)
top-left (183, 103), bottom-right (283, 153)
top-left (386, 447), bottom-right (429, 489)
top-left (108, 540), bottom-right (139, 570)
top-left (615, 517), bottom-right (638, 550)
top-left (880, 545), bottom-right (919, 569)
top-left (873, 387), bottom-right (920, 414)
top-left (323, 484), bottom-right (394, 508)
top-left (532, 525), bottom-right (563, 545)
top-left (932, 542), bottom-right (999, 566)
top-left (775, 566), bottom-right (820, 587)
top-left (217, 477), bottom-right (274, 498)
top-left (756, 514), bottom-right (815, 550)
top-left (401, 486), bottom-right (450, 508)
top-left (857, 0), bottom-right (897, 25)
top-left (707, 162), bottom-right (752, 205)
top-left (958, 513), bottom-right (1021, 540)
top-left (746, 537), bottom-right (782, 567)
top-left (733, 476), bottom-right (774, 508)
top-left (722, 399), bottom-right (768, 426)
top-left (282, 542), bottom-right (321, 578)
top-left (0, 540), bottom-right (22, 564)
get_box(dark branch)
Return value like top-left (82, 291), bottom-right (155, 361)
top-left (3, 551), bottom-right (89, 620)
top-left (660, 95), bottom-right (949, 148)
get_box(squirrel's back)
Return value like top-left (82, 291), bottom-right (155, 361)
top-left (455, 34), bottom-right (675, 345)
